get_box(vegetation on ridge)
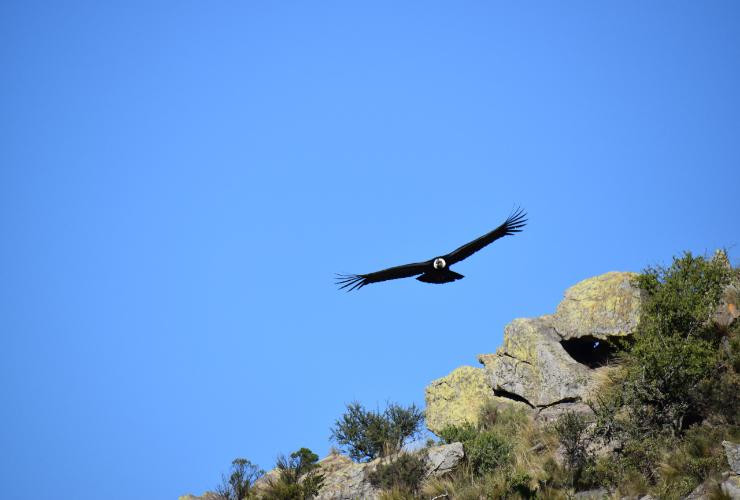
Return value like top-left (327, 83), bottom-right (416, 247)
top-left (329, 401), bottom-right (425, 462)
top-left (200, 251), bottom-right (737, 499)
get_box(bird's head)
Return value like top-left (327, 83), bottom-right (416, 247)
top-left (433, 257), bottom-right (446, 270)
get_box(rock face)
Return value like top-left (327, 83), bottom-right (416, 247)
top-left (480, 317), bottom-right (594, 408)
top-left (553, 271), bottom-right (643, 340)
top-left (425, 442), bottom-right (464, 477)
top-left (481, 272), bottom-right (640, 410)
top-left (724, 475), bottom-right (740, 500)
top-left (312, 453), bottom-right (376, 500)
top-left (724, 441), bottom-right (740, 475)
top-left (315, 443), bottom-right (464, 500)
top-left (425, 366), bottom-right (528, 435)
top-left (427, 271), bottom-right (642, 429)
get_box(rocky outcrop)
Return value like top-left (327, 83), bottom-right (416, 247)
top-left (479, 317), bottom-right (595, 408)
top-left (480, 272), bottom-right (641, 411)
top-left (425, 366), bottom-right (529, 435)
top-left (316, 443), bottom-right (464, 499)
top-left (724, 441), bottom-right (740, 474)
top-left (427, 272), bottom-right (642, 430)
top-left (722, 441), bottom-right (740, 499)
top-left (723, 475), bottom-right (740, 500)
top-left (425, 442), bottom-right (464, 477)
top-left (311, 453), bottom-right (375, 500)
top-left (251, 443), bottom-right (464, 500)
top-left (552, 271), bottom-right (643, 340)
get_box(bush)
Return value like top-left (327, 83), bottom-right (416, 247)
top-left (587, 251), bottom-right (739, 494)
top-left (330, 402), bottom-right (424, 461)
top-left (553, 411), bottom-right (592, 487)
top-left (466, 430), bottom-right (512, 476)
top-left (619, 252), bottom-right (733, 435)
top-left (215, 458), bottom-right (264, 500)
top-left (262, 447), bottom-right (325, 500)
top-left (368, 453), bottom-right (427, 494)
top-left (438, 422), bottom-right (478, 445)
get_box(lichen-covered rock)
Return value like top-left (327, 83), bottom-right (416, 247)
top-left (424, 442), bottom-right (464, 477)
top-left (425, 366), bottom-right (494, 434)
top-left (479, 316), bottom-right (594, 407)
top-left (473, 272), bottom-right (643, 410)
top-left (536, 400), bottom-right (595, 423)
top-left (722, 474), bottom-right (740, 500)
top-left (313, 453), bottom-right (376, 500)
top-left (552, 271), bottom-right (642, 340)
top-left (724, 441), bottom-right (740, 475)
top-left (425, 365), bottom-right (529, 435)
top-left (573, 488), bottom-right (608, 499)
top-left (427, 271), bottom-right (643, 419)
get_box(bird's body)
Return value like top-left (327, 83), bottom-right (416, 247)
top-left (336, 208), bottom-right (527, 291)
top-left (416, 268), bottom-right (465, 284)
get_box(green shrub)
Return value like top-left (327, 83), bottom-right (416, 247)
top-left (215, 458), bottom-right (264, 500)
top-left (506, 470), bottom-right (536, 498)
top-left (584, 251), bottom-right (739, 495)
top-left (653, 424), bottom-right (731, 499)
top-left (553, 411), bottom-right (593, 487)
top-left (368, 453), bottom-right (427, 494)
top-left (330, 402), bottom-right (424, 461)
top-left (466, 430), bottom-right (512, 476)
top-left (619, 252), bottom-right (733, 435)
top-left (435, 402), bottom-right (538, 494)
top-left (438, 422), bottom-right (478, 445)
top-left (262, 447), bottom-right (325, 500)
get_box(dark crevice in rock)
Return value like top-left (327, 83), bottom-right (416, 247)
top-left (493, 388), bottom-right (535, 408)
top-left (536, 397), bottom-right (581, 411)
top-left (502, 352), bottom-right (532, 365)
top-left (560, 336), bottom-right (618, 369)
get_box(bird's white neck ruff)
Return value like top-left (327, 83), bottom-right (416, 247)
top-left (433, 258), bottom-right (446, 270)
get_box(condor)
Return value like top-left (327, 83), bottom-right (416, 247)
top-left (336, 208), bottom-right (527, 291)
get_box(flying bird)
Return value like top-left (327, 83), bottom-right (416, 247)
top-left (336, 208), bottom-right (527, 291)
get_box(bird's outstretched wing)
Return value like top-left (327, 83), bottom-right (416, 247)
top-left (335, 261), bottom-right (431, 291)
top-left (442, 208), bottom-right (527, 266)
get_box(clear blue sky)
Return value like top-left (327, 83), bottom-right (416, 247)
top-left (1, 2), bottom-right (738, 498)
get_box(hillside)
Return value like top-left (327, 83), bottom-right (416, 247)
top-left (182, 251), bottom-right (739, 500)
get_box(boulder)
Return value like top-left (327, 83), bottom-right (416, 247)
top-left (425, 366), bottom-right (528, 434)
top-left (427, 271), bottom-right (642, 420)
top-left (722, 475), bottom-right (740, 500)
top-left (553, 271), bottom-right (642, 340)
top-left (685, 480), bottom-right (714, 499)
top-left (313, 453), bottom-right (376, 500)
top-left (253, 443), bottom-right (465, 500)
top-left (479, 316), bottom-right (594, 408)
top-left (723, 441), bottom-right (740, 475)
top-left (573, 488), bottom-right (609, 499)
top-left (424, 442), bottom-right (464, 477)
top-left (477, 272), bottom-right (641, 410)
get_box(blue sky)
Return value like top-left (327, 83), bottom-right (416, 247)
top-left (1, 1), bottom-right (738, 498)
